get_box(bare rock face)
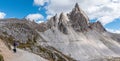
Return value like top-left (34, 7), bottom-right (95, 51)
top-left (68, 3), bottom-right (89, 32)
top-left (0, 19), bottom-right (39, 43)
top-left (47, 14), bottom-right (58, 29)
top-left (89, 21), bottom-right (106, 32)
top-left (36, 15), bottom-right (58, 32)
top-left (58, 13), bottom-right (68, 34)
top-left (44, 3), bottom-right (106, 33)
top-left (36, 23), bottom-right (48, 32)
top-left (1, 3), bottom-right (120, 61)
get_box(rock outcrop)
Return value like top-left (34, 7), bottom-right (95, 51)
top-left (0, 18), bottom-right (39, 44)
top-left (67, 3), bottom-right (89, 32)
top-left (47, 14), bottom-right (58, 29)
top-left (58, 13), bottom-right (68, 34)
top-left (36, 23), bottom-right (48, 32)
top-left (89, 21), bottom-right (106, 32)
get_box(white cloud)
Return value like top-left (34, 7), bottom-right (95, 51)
top-left (97, 16), bottom-right (117, 25)
top-left (45, 0), bottom-right (111, 19)
top-left (33, 0), bottom-right (49, 6)
top-left (0, 12), bottom-right (6, 19)
top-left (26, 13), bottom-right (44, 21)
top-left (37, 20), bottom-right (44, 23)
top-left (106, 28), bottom-right (120, 34)
top-left (46, 0), bottom-right (74, 18)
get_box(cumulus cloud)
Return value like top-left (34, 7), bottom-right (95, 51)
top-left (37, 20), bottom-right (44, 23)
top-left (97, 16), bottom-right (117, 25)
top-left (0, 12), bottom-right (6, 19)
top-left (34, 0), bottom-right (120, 25)
top-left (45, 0), bottom-right (111, 19)
top-left (46, 0), bottom-right (74, 17)
top-left (26, 13), bottom-right (44, 22)
top-left (33, 0), bottom-right (49, 6)
top-left (106, 28), bottom-right (120, 34)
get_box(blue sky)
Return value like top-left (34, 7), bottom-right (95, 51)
top-left (0, 0), bottom-right (120, 33)
top-left (0, 0), bottom-right (47, 19)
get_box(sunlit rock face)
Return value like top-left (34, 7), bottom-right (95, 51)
top-left (0, 18), bottom-right (39, 43)
top-left (0, 3), bottom-right (120, 61)
top-left (58, 13), bottom-right (69, 34)
top-left (89, 21), bottom-right (106, 32)
top-left (37, 3), bottom-right (120, 61)
top-left (67, 3), bottom-right (89, 32)
top-left (47, 14), bottom-right (58, 29)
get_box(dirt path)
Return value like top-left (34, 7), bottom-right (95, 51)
top-left (0, 39), bottom-right (48, 61)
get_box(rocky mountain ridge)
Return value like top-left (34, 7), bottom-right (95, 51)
top-left (45, 3), bottom-right (106, 34)
top-left (0, 3), bottom-right (120, 61)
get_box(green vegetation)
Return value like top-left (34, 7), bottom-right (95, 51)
top-left (17, 37), bottom-right (38, 51)
top-left (17, 41), bottom-right (34, 51)
top-left (0, 35), bottom-right (12, 50)
top-left (37, 46), bottom-right (75, 61)
top-left (0, 33), bottom-right (38, 49)
top-left (0, 54), bottom-right (4, 61)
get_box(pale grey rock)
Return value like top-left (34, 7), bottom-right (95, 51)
top-left (68, 3), bottom-right (89, 32)
top-left (58, 13), bottom-right (68, 34)
top-left (36, 22), bottom-right (48, 32)
top-left (0, 19), bottom-right (38, 43)
top-left (0, 3), bottom-right (120, 61)
top-left (89, 21), bottom-right (106, 32)
top-left (47, 14), bottom-right (58, 29)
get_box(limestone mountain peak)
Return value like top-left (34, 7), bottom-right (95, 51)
top-left (59, 13), bottom-right (66, 21)
top-left (74, 3), bottom-right (80, 12)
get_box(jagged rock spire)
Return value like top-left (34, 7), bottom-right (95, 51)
top-left (59, 12), bottom-right (64, 20)
top-left (74, 3), bottom-right (80, 11)
top-left (47, 14), bottom-right (58, 28)
top-left (58, 12), bottom-right (68, 34)
top-left (53, 14), bottom-right (58, 22)
top-left (67, 3), bottom-right (89, 32)
top-left (59, 12), bottom-right (68, 24)
top-left (75, 3), bottom-right (79, 8)
top-left (59, 12), bottom-right (66, 21)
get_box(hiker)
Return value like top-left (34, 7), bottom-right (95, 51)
top-left (13, 41), bottom-right (18, 53)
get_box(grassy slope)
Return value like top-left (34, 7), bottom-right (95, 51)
top-left (0, 54), bottom-right (4, 61)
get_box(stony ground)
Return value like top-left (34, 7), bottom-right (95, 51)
top-left (0, 39), bottom-right (48, 61)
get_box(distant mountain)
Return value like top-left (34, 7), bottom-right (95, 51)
top-left (0, 3), bottom-right (120, 61)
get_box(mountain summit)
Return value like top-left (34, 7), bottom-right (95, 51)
top-left (0, 3), bottom-right (120, 61)
top-left (67, 3), bottom-right (89, 32)
top-left (74, 3), bottom-right (81, 12)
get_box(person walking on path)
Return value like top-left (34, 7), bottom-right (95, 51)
top-left (13, 41), bottom-right (18, 53)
